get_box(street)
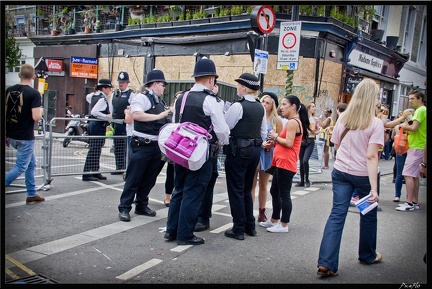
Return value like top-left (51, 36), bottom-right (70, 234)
top-left (4, 149), bottom-right (427, 284)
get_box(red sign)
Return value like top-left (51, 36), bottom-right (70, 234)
top-left (251, 5), bottom-right (276, 34)
top-left (47, 59), bottom-right (63, 72)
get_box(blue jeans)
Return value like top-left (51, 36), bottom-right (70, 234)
top-left (6, 139), bottom-right (37, 197)
top-left (318, 168), bottom-right (378, 273)
top-left (395, 153), bottom-right (407, 198)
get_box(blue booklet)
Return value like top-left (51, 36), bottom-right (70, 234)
top-left (355, 194), bottom-right (378, 215)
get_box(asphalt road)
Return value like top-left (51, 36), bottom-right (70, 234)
top-left (3, 143), bottom-right (427, 285)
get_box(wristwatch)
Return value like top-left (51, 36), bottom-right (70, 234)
top-left (420, 162), bottom-right (427, 168)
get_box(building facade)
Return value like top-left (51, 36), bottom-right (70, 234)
top-left (4, 5), bottom-right (426, 133)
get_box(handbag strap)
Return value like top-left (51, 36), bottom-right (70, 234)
top-left (340, 127), bottom-right (350, 143)
top-left (178, 90), bottom-right (213, 135)
top-left (178, 91), bottom-right (190, 123)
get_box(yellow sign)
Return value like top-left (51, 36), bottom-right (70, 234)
top-left (38, 78), bottom-right (45, 94)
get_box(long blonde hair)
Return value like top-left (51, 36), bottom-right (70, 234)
top-left (260, 94), bottom-right (279, 127)
top-left (340, 78), bottom-right (379, 130)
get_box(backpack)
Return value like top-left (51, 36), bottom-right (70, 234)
top-left (158, 91), bottom-right (213, 171)
top-left (6, 90), bottom-right (24, 124)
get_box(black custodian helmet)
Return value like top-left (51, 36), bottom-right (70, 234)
top-left (191, 57), bottom-right (219, 79)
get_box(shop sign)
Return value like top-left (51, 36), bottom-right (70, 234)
top-left (70, 56), bottom-right (98, 79)
top-left (348, 50), bottom-right (384, 74)
top-left (344, 76), bottom-right (363, 94)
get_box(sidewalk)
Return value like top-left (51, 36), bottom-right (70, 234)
top-left (302, 157), bottom-right (396, 184)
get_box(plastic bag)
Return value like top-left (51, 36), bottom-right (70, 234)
top-left (393, 126), bottom-right (408, 156)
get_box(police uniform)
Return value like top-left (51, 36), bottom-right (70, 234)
top-left (109, 71), bottom-right (135, 172)
top-left (118, 70), bottom-right (170, 221)
top-left (165, 58), bottom-right (230, 245)
top-left (223, 73), bottom-right (267, 239)
top-left (83, 79), bottom-right (112, 181)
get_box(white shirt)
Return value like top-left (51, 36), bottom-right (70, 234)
top-left (172, 84), bottom-right (230, 145)
top-left (86, 91), bottom-right (109, 118)
top-left (224, 94), bottom-right (268, 142)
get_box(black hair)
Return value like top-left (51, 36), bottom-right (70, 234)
top-left (284, 94), bottom-right (310, 139)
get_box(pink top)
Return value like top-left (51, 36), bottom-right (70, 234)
top-left (331, 117), bottom-right (384, 176)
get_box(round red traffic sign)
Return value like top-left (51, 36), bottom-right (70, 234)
top-left (282, 32), bottom-right (297, 49)
top-left (251, 5), bottom-right (276, 34)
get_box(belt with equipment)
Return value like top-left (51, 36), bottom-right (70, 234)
top-left (130, 135), bottom-right (159, 147)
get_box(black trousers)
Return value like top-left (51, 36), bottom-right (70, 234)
top-left (83, 121), bottom-right (106, 174)
top-left (113, 122), bottom-right (127, 170)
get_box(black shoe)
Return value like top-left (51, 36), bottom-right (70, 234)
top-left (135, 206), bottom-right (156, 217)
top-left (177, 236), bottom-right (205, 245)
top-left (110, 172), bottom-right (124, 175)
top-left (82, 176), bottom-right (98, 181)
top-left (305, 181), bottom-right (311, 187)
top-left (164, 232), bottom-right (176, 241)
top-left (119, 211), bottom-right (130, 222)
top-left (245, 229), bottom-right (257, 237)
top-left (194, 223), bottom-right (210, 232)
top-left (295, 182), bottom-right (305, 187)
top-left (224, 229), bottom-right (245, 240)
top-left (94, 174), bottom-right (107, 180)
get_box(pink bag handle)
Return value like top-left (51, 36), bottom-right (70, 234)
top-left (178, 91), bottom-right (213, 139)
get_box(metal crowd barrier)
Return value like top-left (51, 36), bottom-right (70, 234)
top-left (46, 117), bottom-right (128, 181)
top-left (5, 131), bottom-right (51, 195)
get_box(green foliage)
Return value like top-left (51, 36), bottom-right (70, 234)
top-left (178, 12), bottom-right (184, 21)
top-left (5, 20), bottom-right (21, 69)
top-left (185, 10), bottom-right (192, 20)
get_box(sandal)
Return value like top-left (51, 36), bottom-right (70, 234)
top-left (317, 266), bottom-right (338, 277)
top-left (163, 200), bottom-right (170, 207)
top-left (393, 197), bottom-right (400, 202)
top-left (360, 252), bottom-right (382, 265)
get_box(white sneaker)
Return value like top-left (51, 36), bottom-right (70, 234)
top-left (266, 223), bottom-right (289, 233)
top-left (398, 202), bottom-right (420, 210)
top-left (259, 219), bottom-right (278, 228)
top-left (396, 203), bottom-right (414, 211)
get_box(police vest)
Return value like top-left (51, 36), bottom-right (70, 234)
top-left (134, 90), bottom-right (169, 135)
top-left (90, 92), bottom-right (109, 116)
top-left (174, 89), bottom-right (220, 144)
top-left (230, 98), bottom-right (263, 139)
top-left (112, 89), bottom-right (132, 119)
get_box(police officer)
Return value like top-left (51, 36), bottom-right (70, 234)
top-left (118, 69), bottom-right (171, 222)
top-left (223, 73), bottom-right (267, 240)
top-left (165, 57), bottom-right (230, 245)
top-left (109, 71), bottom-right (136, 174)
top-left (83, 79), bottom-right (113, 181)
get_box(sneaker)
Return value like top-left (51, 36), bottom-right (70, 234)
top-left (259, 219), bottom-right (278, 228)
top-left (266, 223), bottom-right (289, 233)
top-left (26, 194), bottom-right (45, 205)
top-left (350, 195), bottom-right (360, 204)
top-left (398, 202), bottom-right (420, 210)
top-left (396, 203), bottom-right (414, 211)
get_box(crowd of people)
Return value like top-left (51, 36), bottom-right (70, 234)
top-left (6, 63), bottom-right (426, 276)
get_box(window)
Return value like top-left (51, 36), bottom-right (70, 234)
top-left (402, 6), bottom-right (415, 54)
top-left (417, 10), bottom-right (427, 66)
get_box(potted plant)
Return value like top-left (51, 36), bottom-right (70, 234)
top-left (95, 20), bottom-right (102, 33)
top-left (210, 6), bottom-right (231, 23)
top-left (191, 8), bottom-right (209, 24)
